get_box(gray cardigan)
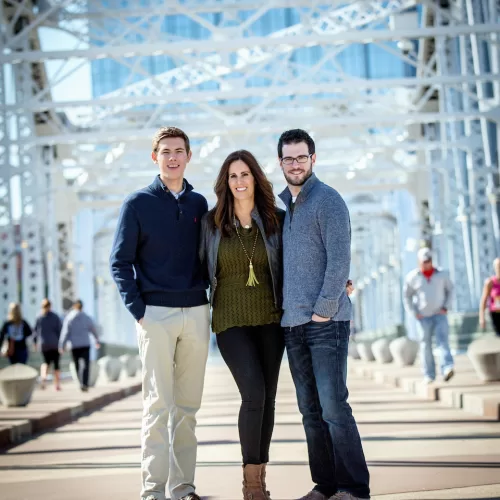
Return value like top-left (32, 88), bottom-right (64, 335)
top-left (199, 207), bottom-right (284, 309)
top-left (279, 174), bottom-right (352, 327)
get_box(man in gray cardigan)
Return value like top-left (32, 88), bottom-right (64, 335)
top-left (278, 129), bottom-right (370, 500)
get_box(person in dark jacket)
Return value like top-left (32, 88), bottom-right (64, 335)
top-left (200, 150), bottom-right (285, 500)
top-left (110, 127), bottom-right (210, 500)
top-left (34, 298), bottom-right (63, 390)
top-left (0, 302), bottom-right (32, 365)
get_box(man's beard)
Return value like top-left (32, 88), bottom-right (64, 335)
top-left (284, 166), bottom-right (313, 186)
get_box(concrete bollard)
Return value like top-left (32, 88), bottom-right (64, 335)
top-left (348, 341), bottom-right (361, 360)
top-left (357, 342), bottom-right (375, 362)
top-left (389, 337), bottom-right (419, 367)
top-left (69, 360), bottom-right (100, 388)
top-left (0, 364), bottom-right (38, 407)
top-left (467, 336), bottom-right (500, 382)
top-left (97, 356), bottom-right (122, 382)
top-left (119, 354), bottom-right (137, 378)
top-left (372, 338), bottom-right (393, 364)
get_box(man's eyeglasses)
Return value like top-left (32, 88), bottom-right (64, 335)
top-left (280, 154), bottom-right (312, 166)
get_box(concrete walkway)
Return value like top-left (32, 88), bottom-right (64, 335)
top-left (0, 373), bottom-right (141, 447)
top-left (0, 356), bottom-right (499, 500)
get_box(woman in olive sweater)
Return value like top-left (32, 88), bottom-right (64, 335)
top-left (200, 150), bottom-right (284, 500)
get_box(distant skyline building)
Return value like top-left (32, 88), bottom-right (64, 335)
top-left (91, 6), bottom-right (417, 98)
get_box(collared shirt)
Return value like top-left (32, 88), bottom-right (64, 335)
top-left (160, 177), bottom-right (186, 199)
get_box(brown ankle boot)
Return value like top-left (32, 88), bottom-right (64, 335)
top-left (242, 464), bottom-right (267, 500)
top-left (261, 463), bottom-right (272, 500)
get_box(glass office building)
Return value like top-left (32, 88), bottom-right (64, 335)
top-left (90, 4), bottom-right (416, 98)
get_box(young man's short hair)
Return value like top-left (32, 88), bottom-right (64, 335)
top-left (152, 127), bottom-right (191, 154)
top-left (277, 129), bottom-right (315, 158)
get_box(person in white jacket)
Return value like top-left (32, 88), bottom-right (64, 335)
top-left (404, 247), bottom-right (454, 384)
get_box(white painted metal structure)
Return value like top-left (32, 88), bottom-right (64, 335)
top-left (1, 0), bottom-right (499, 341)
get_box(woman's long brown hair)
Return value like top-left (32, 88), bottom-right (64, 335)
top-left (209, 150), bottom-right (279, 237)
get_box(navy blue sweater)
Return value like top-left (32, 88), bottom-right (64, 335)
top-left (110, 176), bottom-right (209, 321)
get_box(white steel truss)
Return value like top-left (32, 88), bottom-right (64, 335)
top-left (1, 0), bottom-right (499, 330)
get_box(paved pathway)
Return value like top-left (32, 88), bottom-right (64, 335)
top-left (1, 357), bottom-right (499, 500)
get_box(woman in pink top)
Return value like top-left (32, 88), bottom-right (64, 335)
top-left (479, 257), bottom-right (500, 336)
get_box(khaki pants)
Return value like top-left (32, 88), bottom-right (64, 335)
top-left (136, 304), bottom-right (210, 500)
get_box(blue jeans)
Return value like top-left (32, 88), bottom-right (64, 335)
top-left (284, 320), bottom-right (370, 499)
top-left (417, 314), bottom-right (454, 380)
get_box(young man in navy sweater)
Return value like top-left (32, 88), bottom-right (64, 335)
top-left (110, 127), bottom-right (209, 500)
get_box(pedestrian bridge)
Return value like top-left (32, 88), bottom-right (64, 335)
top-left (1, 352), bottom-right (499, 500)
top-left (0, 0), bottom-right (499, 346)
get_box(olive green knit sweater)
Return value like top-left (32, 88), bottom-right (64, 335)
top-left (211, 225), bottom-right (281, 334)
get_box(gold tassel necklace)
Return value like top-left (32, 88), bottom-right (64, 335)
top-left (234, 218), bottom-right (260, 287)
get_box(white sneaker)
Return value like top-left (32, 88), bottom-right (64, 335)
top-left (423, 376), bottom-right (435, 385)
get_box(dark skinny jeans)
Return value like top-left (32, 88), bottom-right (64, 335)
top-left (216, 323), bottom-right (285, 465)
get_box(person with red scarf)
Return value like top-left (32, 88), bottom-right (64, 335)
top-left (404, 247), bottom-right (455, 384)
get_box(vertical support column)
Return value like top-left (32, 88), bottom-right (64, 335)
top-left (51, 166), bottom-right (77, 314)
top-left (354, 288), bottom-right (364, 332)
top-left (18, 147), bottom-right (46, 322)
top-left (42, 146), bottom-right (62, 311)
top-left (487, 0), bottom-right (500, 251)
top-left (0, 10), bottom-right (19, 317)
top-left (57, 221), bottom-right (75, 312)
top-left (17, 145), bottom-right (46, 324)
top-left (422, 123), bottom-right (441, 251)
top-left (94, 231), bottom-right (113, 343)
top-left (20, 217), bottom-right (45, 321)
top-left (407, 170), bottom-right (433, 248)
top-left (8, 11), bottom-right (47, 323)
top-left (435, 7), bottom-right (475, 310)
top-left (0, 228), bottom-right (17, 318)
top-left (463, 0), bottom-right (499, 298)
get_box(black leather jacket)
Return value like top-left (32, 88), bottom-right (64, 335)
top-left (199, 208), bottom-right (284, 308)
